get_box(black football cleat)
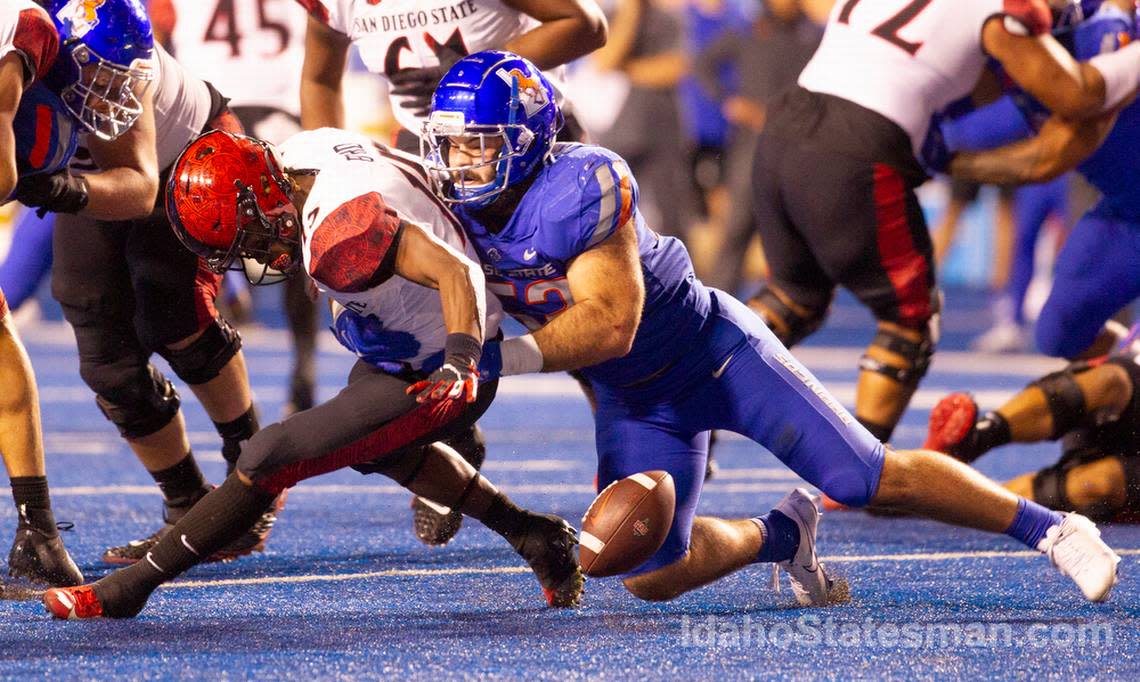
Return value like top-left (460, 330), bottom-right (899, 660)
top-left (412, 426), bottom-right (486, 546)
top-left (102, 492), bottom-right (285, 565)
top-left (511, 512), bottom-right (585, 608)
top-left (8, 525), bottom-right (83, 588)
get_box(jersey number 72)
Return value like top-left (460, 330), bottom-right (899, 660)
top-left (837, 0), bottom-right (933, 55)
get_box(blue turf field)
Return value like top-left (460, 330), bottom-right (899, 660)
top-left (2, 289), bottom-right (1138, 680)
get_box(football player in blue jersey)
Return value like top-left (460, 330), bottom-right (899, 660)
top-left (420, 50), bottom-right (1124, 605)
top-left (937, 0), bottom-right (1140, 363)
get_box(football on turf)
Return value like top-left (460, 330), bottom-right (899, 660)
top-left (580, 470), bottom-right (675, 577)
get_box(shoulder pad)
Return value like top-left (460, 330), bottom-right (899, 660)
top-left (534, 145), bottom-right (638, 261)
top-left (308, 192), bottom-right (403, 293)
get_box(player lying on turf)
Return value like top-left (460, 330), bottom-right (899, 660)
top-left (418, 51), bottom-right (1122, 605)
top-left (40, 128), bottom-right (583, 619)
top-left (933, 0), bottom-right (1140, 362)
top-left (926, 323), bottom-right (1140, 522)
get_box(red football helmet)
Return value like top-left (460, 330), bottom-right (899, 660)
top-left (165, 129), bottom-right (300, 284)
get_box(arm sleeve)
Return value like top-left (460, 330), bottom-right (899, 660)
top-left (308, 192), bottom-right (405, 293)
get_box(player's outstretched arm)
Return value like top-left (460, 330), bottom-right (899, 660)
top-left (81, 86), bottom-right (159, 220)
top-left (950, 107), bottom-right (1120, 184)
top-left (394, 222), bottom-right (486, 344)
top-left (300, 16), bottom-right (350, 131)
top-left (983, 18), bottom-right (1128, 119)
top-left (503, 0), bottom-right (608, 70)
top-left (0, 53), bottom-right (26, 201)
top-left (527, 220), bottom-right (643, 373)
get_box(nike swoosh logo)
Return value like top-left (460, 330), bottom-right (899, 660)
top-left (523, 248), bottom-right (537, 261)
top-left (712, 354), bottom-right (734, 379)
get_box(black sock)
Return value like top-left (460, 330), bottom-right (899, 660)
top-left (150, 453), bottom-right (210, 519)
top-left (214, 405), bottom-right (259, 472)
top-left (478, 493), bottom-right (529, 546)
top-left (94, 475), bottom-right (274, 618)
top-left (10, 476), bottom-right (58, 536)
top-left (973, 411), bottom-right (1012, 454)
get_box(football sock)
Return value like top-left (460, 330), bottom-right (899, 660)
top-left (973, 411), bottom-right (1011, 454)
top-left (753, 510), bottom-right (800, 563)
top-left (10, 476), bottom-right (58, 536)
top-left (1005, 497), bottom-right (1064, 550)
top-left (94, 475), bottom-right (273, 618)
top-left (214, 405), bottom-right (260, 473)
top-left (150, 452), bottom-right (210, 518)
top-left (476, 492), bottom-right (530, 546)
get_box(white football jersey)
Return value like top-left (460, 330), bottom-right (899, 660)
top-left (279, 128), bottom-right (502, 369)
top-left (798, 0), bottom-right (1045, 156)
top-left (304, 0), bottom-right (548, 134)
top-left (167, 0), bottom-right (306, 114)
top-left (1, 0), bottom-right (56, 83)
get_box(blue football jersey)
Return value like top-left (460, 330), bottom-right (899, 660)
top-left (455, 143), bottom-right (712, 389)
top-left (1064, 5), bottom-right (1140, 218)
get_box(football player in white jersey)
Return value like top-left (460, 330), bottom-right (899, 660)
top-left (12, 0), bottom-right (277, 566)
top-left (152, 0), bottom-right (320, 417)
top-left (749, 0), bottom-right (1140, 445)
top-left (0, 0), bottom-right (84, 591)
top-left (295, 0), bottom-right (607, 152)
top-left (41, 127), bottom-right (584, 620)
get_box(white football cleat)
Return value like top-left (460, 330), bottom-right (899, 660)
top-left (769, 488), bottom-right (849, 606)
top-left (1039, 512), bottom-right (1120, 602)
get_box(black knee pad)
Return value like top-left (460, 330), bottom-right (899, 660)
top-left (1028, 368), bottom-right (1087, 440)
top-left (857, 328), bottom-right (935, 388)
top-left (1032, 460), bottom-right (1076, 514)
top-left (748, 286), bottom-right (829, 348)
top-left (91, 363), bottom-right (182, 439)
top-left (159, 317), bottom-right (242, 385)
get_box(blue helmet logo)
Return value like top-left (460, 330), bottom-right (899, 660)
top-left (422, 50), bottom-right (563, 207)
top-left (42, 0), bottom-right (155, 141)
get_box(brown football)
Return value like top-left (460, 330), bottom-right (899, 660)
top-left (580, 470), bottom-right (676, 577)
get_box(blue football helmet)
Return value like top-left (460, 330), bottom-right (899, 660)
top-left (41, 0), bottom-right (155, 141)
top-left (422, 50), bottom-right (563, 207)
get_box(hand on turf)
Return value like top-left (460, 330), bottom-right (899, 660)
top-left (406, 361), bottom-right (479, 403)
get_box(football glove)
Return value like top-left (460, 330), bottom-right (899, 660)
top-left (14, 168), bottom-right (88, 216)
top-left (421, 340), bottom-right (502, 382)
top-left (331, 308), bottom-right (421, 367)
top-left (407, 332), bottom-right (482, 403)
top-left (407, 361), bottom-right (479, 403)
top-left (388, 46), bottom-right (465, 118)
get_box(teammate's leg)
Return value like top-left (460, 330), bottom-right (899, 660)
top-left (0, 296), bottom-right (82, 586)
top-left (50, 213), bottom-right (212, 559)
top-left (282, 273), bottom-right (317, 414)
top-left (1006, 454), bottom-right (1137, 521)
top-left (1036, 208), bottom-right (1140, 359)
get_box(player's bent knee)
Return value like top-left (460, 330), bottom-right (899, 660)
top-left (158, 316), bottom-right (242, 386)
top-left (858, 325), bottom-right (936, 390)
top-left (83, 362), bottom-right (181, 439)
top-left (747, 286), bottom-right (829, 348)
top-left (1027, 368), bottom-right (1088, 439)
top-left (234, 423), bottom-right (292, 485)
